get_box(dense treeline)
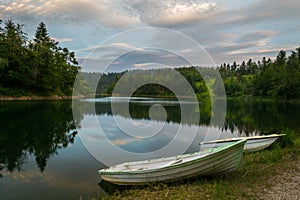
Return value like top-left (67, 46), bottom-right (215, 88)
top-left (81, 67), bottom-right (211, 97)
top-left (0, 20), bottom-right (79, 96)
top-left (84, 47), bottom-right (300, 100)
top-left (106, 68), bottom-right (208, 97)
top-left (219, 48), bottom-right (300, 99)
top-left (1, 18), bottom-right (299, 100)
top-left (80, 71), bottom-right (124, 95)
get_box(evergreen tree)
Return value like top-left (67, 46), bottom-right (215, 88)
top-left (0, 20), bottom-right (80, 96)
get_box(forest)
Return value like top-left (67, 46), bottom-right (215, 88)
top-left (0, 19), bottom-right (79, 96)
top-left (1, 20), bottom-right (300, 100)
top-left (219, 48), bottom-right (300, 99)
top-left (84, 47), bottom-right (300, 100)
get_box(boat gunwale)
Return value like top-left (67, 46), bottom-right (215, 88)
top-left (199, 134), bottom-right (285, 145)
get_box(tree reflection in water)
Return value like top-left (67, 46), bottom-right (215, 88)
top-left (0, 101), bottom-right (80, 176)
top-left (1, 98), bottom-right (300, 178)
top-left (90, 98), bottom-right (300, 135)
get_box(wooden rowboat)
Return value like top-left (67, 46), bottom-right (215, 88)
top-left (98, 139), bottom-right (246, 185)
top-left (199, 134), bottom-right (285, 153)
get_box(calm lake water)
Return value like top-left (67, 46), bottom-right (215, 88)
top-left (0, 98), bottom-right (300, 199)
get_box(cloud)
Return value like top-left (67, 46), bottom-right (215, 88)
top-left (1, 0), bottom-right (300, 69)
top-left (204, 30), bottom-right (276, 57)
top-left (206, 41), bottom-right (266, 54)
top-left (110, 42), bottom-right (135, 48)
top-left (213, 45), bottom-right (296, 65)
top-left (234, 31), bottom-right (276, 43)
top-left (51, 37), bottom-right (73, 43)
top-left (0, 0), bottom-right (139, 28)
top-left (211, 0), bottom-right (300, 31)
top-left (225, 45), bottom-right (295, 57)
top-left (250, 0), bottom-right (300, 20)
top-left (132, 63), bottom-right (149, 67)
top-left (78, 48), bottom-right (190, 72)
top-left (177, 0), bottom-right (300, 64)
top-left (77, 42), bottom-right (145, 54)
top-left (123, 0), bottom-right (219, 27)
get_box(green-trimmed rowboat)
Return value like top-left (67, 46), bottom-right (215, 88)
top-left (98, 139), bottom-right (246, 185)
top-left (199, 134), bottom-right (284, 153)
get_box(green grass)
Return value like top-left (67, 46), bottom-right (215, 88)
top-left (87, 130), bottom-right (300, 200)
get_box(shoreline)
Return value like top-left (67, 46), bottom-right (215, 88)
top-left (1, 94), bottom-right (300, 103)
top-left (99, 139), bottom-right (299, 199)
top-left (0, 95), bottom-right (85, 101)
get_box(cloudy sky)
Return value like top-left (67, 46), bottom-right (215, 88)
top-left (1, 0), bottom-right (300, 72)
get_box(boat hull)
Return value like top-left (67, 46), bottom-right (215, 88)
top-left (200, 134), bottom-right (284, 153)
top-left (99, 139), bottom-right (246, 185)
top-left (243, 137), bottom-right (278, 153)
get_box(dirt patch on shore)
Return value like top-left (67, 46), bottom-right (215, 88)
top-left (261, 159), bottom-right (300, 200)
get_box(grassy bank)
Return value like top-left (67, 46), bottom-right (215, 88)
top-left (91, 131), bottom-right (299, 200)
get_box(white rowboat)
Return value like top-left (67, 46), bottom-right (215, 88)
top-left (199, 134), bottom-right (285, 153)
top-left (98, 139), bottom-right (246, 185)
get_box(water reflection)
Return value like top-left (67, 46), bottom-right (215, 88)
top-left (75, 97), bottom-right (300, 168)
top-left (75, 97), bottom-right (214, 167)
top-left (0, 101), bottom-right (80, 176)
top-left (1, 98), bottom-right (300, 173)
top-left (0, 138), bottom-right (105, 199)
top-left (224, 99), bottom-right (300, 134)
top-left (0, 98), bottom-right (300, 199)
top-left (80, 98), bottom-right (300, 134)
